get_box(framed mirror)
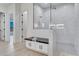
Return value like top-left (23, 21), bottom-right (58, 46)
top-left (33, 3), bottom-right (50, 29)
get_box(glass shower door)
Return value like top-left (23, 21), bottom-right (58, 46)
top-left (50, 3), bottom-right (76, 56)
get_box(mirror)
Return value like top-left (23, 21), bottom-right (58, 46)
top-left (33, 3), bottom-right (50, 29)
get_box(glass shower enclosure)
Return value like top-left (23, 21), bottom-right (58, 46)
top-left (33, 3), bottom-right (79, 56)
top-left (50, 3), bottom-right (76, 56)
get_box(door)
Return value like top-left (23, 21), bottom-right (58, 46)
top-left (20, 11), bottom-right (27, 42)
top-left (0, 15), bottom-right (1, 40)
top-left (50, 3), bottom-right (76, 56)
top-left (0, 13), bottom-right (5, 41)
top-left (23, 11), bottom-right (28, 39)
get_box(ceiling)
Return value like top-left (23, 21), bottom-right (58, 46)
top-left (35, 3), bottom-right (50, 9)
top-left (35, 3), bottom-right (75, 9)
top-left (38, 3), bottom-right (50, 9)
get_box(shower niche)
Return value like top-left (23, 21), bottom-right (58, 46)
top-left (33, 3), bottom-right (50, 29)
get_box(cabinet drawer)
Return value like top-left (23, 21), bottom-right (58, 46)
top-left (35, 42), bottom-right (42, 51)
top-left (26, 41), bottom-right (32, 48)
top-left (26, 41), bottom-right (36, 49)
top-left (43, 44), bottom-right (48, 54)
top-left (26, 41), bottom-right (48, 54)
top-left (36, 42), bottom-right (48, 54)
top-left (31, 41), bottom-right (36, 49)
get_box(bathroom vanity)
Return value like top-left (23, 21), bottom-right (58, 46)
top-left (25, 37), bottom-right (49, 55)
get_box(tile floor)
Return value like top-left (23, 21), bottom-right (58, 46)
top-left (0, 41), bottom-right (46, 56)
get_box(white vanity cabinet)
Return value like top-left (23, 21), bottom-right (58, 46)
top-left (25, 38), bottom-right (48, 55)
top-left (35, 42), bottom-right (48, 54)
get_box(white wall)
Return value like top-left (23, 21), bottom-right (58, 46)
top-left (74, 4), bottom-right (79, 55)
top-left (14, 4), bottom-right (21, 43)
top-left (0, 4), bottom-right (6, 12)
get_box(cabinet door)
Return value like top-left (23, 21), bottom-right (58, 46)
top-left (31, 41), bottom-right (36, 50)
top-left (36, 42), bottom-right (48, 54)
top-left (26, 41), bottom-right (32, 48)
top-left (43, 44), bottom-right (48, 54)
top-left (26, 41), bottom-right (36, 50)
top-left (35, 42), bottom-right (43, 51)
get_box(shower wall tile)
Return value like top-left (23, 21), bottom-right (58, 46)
top-left (55, 42), bottom-right (77, 55)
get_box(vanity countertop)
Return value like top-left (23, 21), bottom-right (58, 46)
top-left (24, 37), bottom-right (34, 41)
top-left (36, 37), bottom-right (49, 44)
top-left (24, 37), bottom-right (49, 44)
